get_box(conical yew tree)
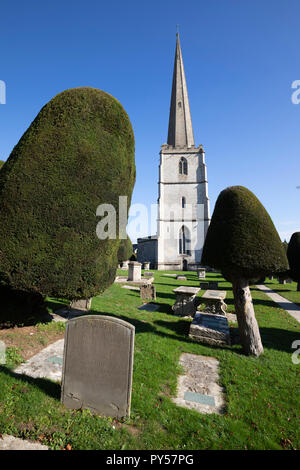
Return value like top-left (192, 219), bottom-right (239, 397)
top-left (202, 186), bottom-right (289, 356)
top-left (287, 232), bottom-right (300, 291)
top-left (0, 87), bottom-right (135, 321)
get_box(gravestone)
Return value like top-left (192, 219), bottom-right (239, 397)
top-left (69, 298), bottom-right (92, 311)
top-left (127, 261), bottom-right (142, 281)
top-left (140, 284), bottom-right (156, 300)
top-left (197, 268), bottom-right (206, 279)
top-left (61, 315), bottom-right (135, 419)
top-left (143, 261), bottom-right (150, 270)
top-left (144, 271), bottom-right (154, 278)
top-left (176, 275), bottom-right (187, 281)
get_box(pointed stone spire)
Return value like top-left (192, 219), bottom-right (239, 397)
top-left (167, 33), bottom-right (195, 148)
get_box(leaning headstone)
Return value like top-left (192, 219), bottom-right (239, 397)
top-left (61, 315), bottom-right (135, 419)
top-left (127, 261), bottom-right (142, 281)
top-left (69, 298), bottom-right (92, 311)
top-left (140, 284), bottom-right (156, 300)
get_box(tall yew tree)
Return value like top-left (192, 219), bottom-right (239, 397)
top-left (0, 87), bottom-right (135, 322)
top-left (201, 186), bottom-right (288, 356)
top-left (287, 232), bottom-right (300, 291)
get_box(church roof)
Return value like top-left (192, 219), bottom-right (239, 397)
top-left (167, 33), bottom-right (195, 148)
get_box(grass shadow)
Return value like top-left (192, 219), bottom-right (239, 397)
top-left (0, 365), bottom-right (61, 400)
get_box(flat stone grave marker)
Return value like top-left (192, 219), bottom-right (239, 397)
top-left (140, 284), bottom-right (156, 300)
top-left (172, 353), bottom-right (225, 415)
top-left (200, 290), bottom-right (227, 316)
top-left (172, 286), bottom-right (200, 317)
top-left (138, 303), bottom-right (160, 312)
top-left (176, 275), bottom-right (187, 281)
top-left (61, 315), bottom-right (135, 419)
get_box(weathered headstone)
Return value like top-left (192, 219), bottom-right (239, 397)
top-left (140, 284), bottom-right (156, 300)
top-left (61, 315), bottom-right (135, 419)
top-left (172, 286), bottom-right (200, 316)
top-left (70, 298), bottom-right (92, 311)
top-left (197, 268), bottom-right (206, 279)
top-left (127, 261), bottom-right (142, 281)
top-left (144, 271), bottom-right (154, 278)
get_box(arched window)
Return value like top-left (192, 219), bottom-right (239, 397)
top-left (179, 157), bottom-right (188, 175)
top-left (182, 197), bottom-right (186, 208)
top-left (179, 226), bottom-right (190, 255)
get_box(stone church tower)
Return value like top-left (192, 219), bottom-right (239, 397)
top-left (137, 34), bottom-right (210, 270)
top-left (156, 33), bottom-right (210, 270)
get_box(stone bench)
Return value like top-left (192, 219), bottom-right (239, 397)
top-left (172, 286), bottom-right (200, 317)
top-left (199, 290), bottom-right (227, 316)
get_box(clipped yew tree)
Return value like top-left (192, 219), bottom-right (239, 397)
top-left (287, 232), bottom-right (300, 291)
top-left (0, 87), bottom-right (135, 319)
top-left (201, 186), bottom-right (288, 356)
top-left (117, 236), bottom-right (133, 264)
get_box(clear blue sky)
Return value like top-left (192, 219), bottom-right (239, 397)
top-left (0, 0), bottom-right (299, 242)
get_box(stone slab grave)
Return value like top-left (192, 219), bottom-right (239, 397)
top-left (200, 290), bottom-right (227, 316)
top-left (14, 339), bottom-right (64, 381)
top-left (61, 315), bottom-right (135, 419)
top-left (140, 284), bottom-right (156, 300)
top-left (172, 286), bottom-right (200, 317)
top-left (0, 435), bottom-right (49, 450)
top-left (189, 312), bottom-right (231, 346)
top-left (143, 271), bottom-right (154, 278)
top-left (176, 275), bottom-right (187, 281)
top-left (172, 353), bottom-right (225, 415)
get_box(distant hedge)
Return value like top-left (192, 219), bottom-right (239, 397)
top-left (201, 186), bottom-right (288, 282)
top-left (0, 87), bottom-right (135, 305)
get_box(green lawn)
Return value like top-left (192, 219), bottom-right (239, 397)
top-left (263, 277), bottom-right (300, 307)
top-left (0, 270), bottom-right (299, 450)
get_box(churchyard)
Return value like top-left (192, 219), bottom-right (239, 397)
top-left (0, 269), bottom-right (299, 450)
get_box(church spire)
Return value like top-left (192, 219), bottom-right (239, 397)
top-left (167, 33), bottom-right (195, 148)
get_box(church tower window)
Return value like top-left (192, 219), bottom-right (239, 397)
top-left (179, 157), bottom-right (188, 175)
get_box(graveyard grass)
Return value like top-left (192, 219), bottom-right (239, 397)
top-left (0, 271), bottom-right (299, 450)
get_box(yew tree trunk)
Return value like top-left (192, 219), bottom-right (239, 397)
top-left (232, 278), bottom-right (264, 357)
